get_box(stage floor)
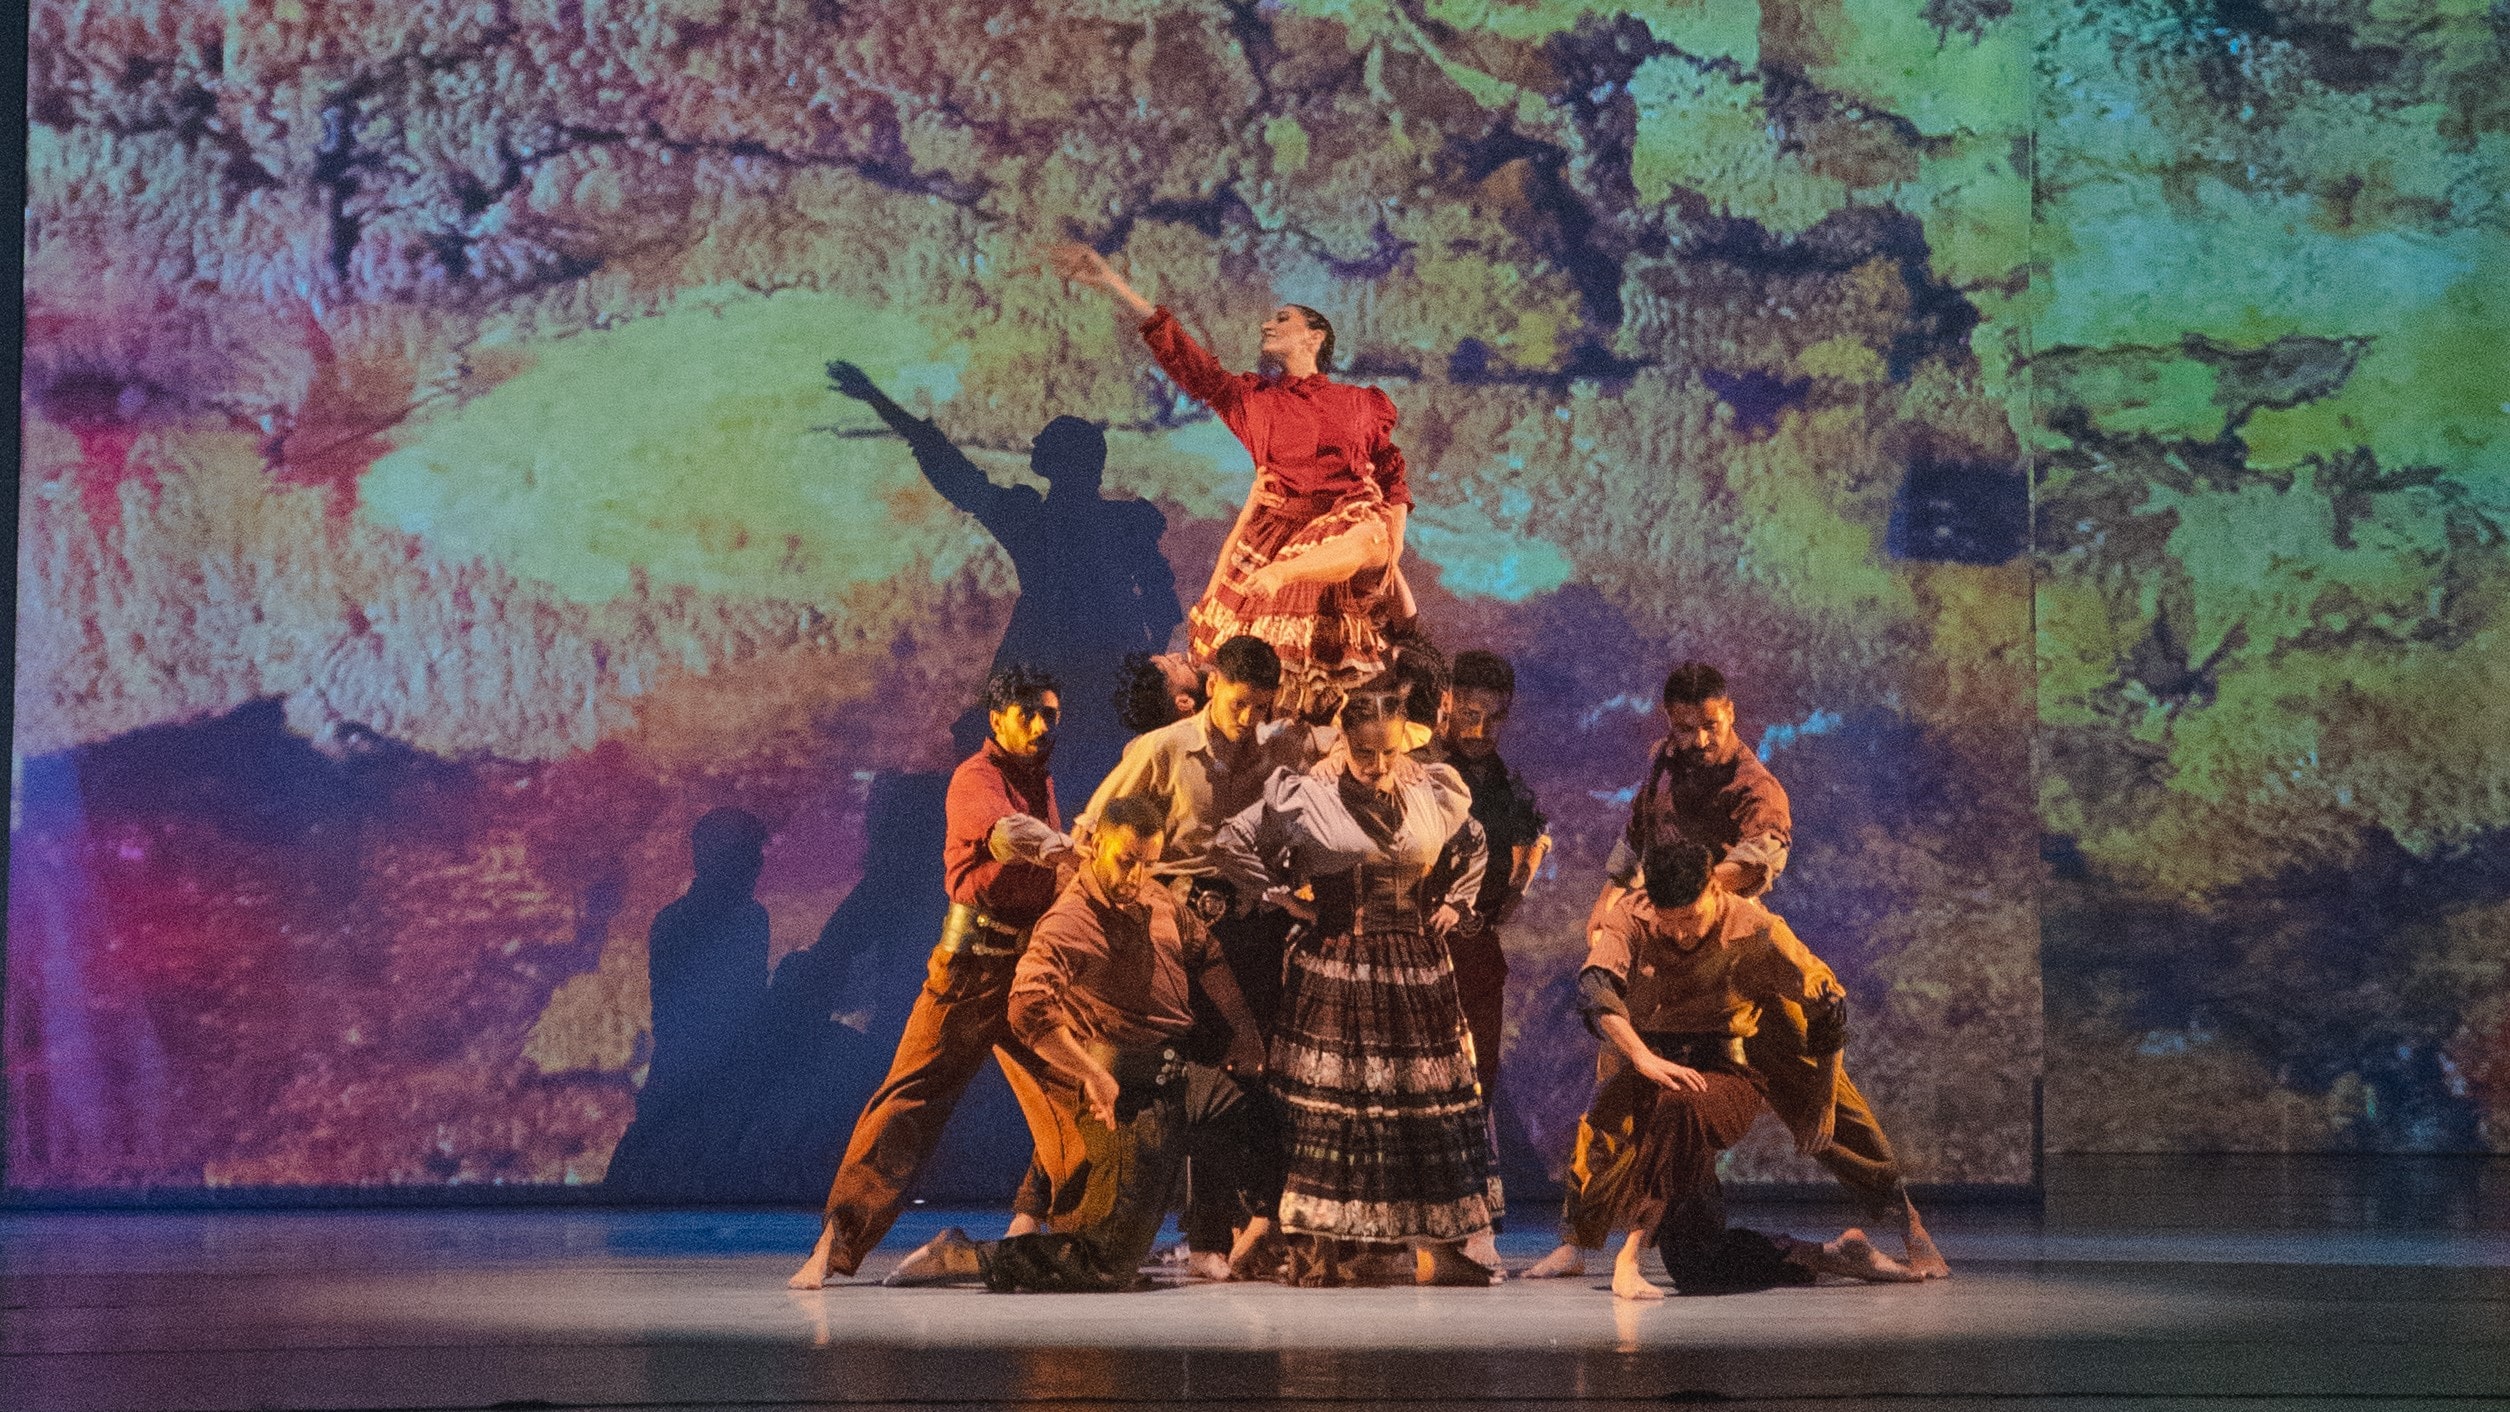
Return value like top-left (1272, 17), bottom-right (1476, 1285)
top-left (5, 1160), bottom-right (2507, 1411)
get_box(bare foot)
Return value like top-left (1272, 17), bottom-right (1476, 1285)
top-left (883, 1227), bottom-right (984, 1287)
top-left (1521, 1243), bottom-right (1588, 1279)
top-left (1900, 1204), bottom-right (1950, 1280)
top-left (1185, 1250), bottom-right (1232, 1281)
top-left (1003, 1211), bottom-right (1042, 1239)
top-left (1416, 1241), bottom-right (1498, 1287)
top-left (787, 1226), bottom-right (840, 1290)
top-left (1228, 1217), bottom-right (1284, 1282)
top-left (1794, 1228), bottom-right (1923, 1283)
top-left (1610, 1233), bottom-right (1663, 1302)
top-left (1461, 1229), bottom-right (1505, 1279)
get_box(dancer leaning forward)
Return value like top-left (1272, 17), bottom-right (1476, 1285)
top-left (1572, 838), bottom-right (1923, 1300)
top-left (1050, 243), bottom-right (1414, 719)
top-left (886, 797), bottom-right (1280, 1291)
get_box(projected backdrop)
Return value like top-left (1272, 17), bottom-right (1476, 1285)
top-left (10, 0), bottom-right (2499, 1192)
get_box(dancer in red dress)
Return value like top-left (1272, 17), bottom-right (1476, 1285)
top-left (1051, 244), bottom-right (1415, 716)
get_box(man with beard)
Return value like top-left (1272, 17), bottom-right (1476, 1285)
top-left (790, 665), bottom-right (1069, 1288)
top-left (1057, 634), bottom-right (1322, 1278)
top-left (883, 796), bottom-right (1277, 1292)
top-left (1525, 661), bottom-right (1946, 1281)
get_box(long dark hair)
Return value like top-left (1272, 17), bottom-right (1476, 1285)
top-left (1289, 304), bottom-right (1336, 373)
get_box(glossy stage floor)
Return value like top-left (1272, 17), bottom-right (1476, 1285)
top-left (4, 1158), bottom-right (2505, 1412)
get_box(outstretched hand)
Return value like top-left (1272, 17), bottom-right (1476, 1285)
top-left (826, 360), bottom-right (878, 401)
top-left (1047, 242), bottom-right (1155, 319)
top-left (1048, 241), bottom-right (1118, 289)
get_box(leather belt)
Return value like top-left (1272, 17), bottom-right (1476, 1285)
top-left (939, 902), bottom-right (1030, 957)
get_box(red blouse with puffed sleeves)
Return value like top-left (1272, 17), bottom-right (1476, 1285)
top-left (1140, 307), bottom-right (1411, 509)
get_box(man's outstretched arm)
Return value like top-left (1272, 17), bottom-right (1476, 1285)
top-left (829, 359), bottom-right (1015, 530)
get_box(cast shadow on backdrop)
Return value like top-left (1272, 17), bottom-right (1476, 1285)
top-left (827, 359), bottom-right (1182, 800)
top-left (609, 369), bottom-right (1181, 1201)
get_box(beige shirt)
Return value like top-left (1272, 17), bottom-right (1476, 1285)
top-left (1077, 709), bottom-right (1326, 878)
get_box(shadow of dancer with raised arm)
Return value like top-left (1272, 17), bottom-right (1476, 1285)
top-left (828, 361), bottom-right (1181, 799)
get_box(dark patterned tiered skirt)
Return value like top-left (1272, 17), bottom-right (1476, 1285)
top-left (1186, 485), bottom-right (1395, 716)
top-left (1269, 926), bottom-right (1502, 1253)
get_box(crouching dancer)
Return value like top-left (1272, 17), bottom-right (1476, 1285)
top-left (1580, 839), bottom-right (1919, 1301)
top-left (888, 797), bottom-right (1279, 1291)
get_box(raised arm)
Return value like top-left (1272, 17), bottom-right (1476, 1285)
top-left (1049, 242), bottom-right (1156, 322)
top-left (828, 360), bottom-right (1018, 532)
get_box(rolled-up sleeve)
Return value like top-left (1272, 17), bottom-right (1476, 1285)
top-left (1738, 914), bottom-right (1845, 1053)
top-left (1576, 966), bottom-right (1630, 1038)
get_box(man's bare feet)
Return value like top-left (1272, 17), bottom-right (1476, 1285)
top-left (1416, 1241), bottom-right (1499, 1286)
top-left (787, 1226), bottom-right (840, 1290)
top-left (1791, 1228), bottom-right (1923, 1283)
top-left (1461, 1229), bottom-right (1506, 1279)
top-left (1003, 1211), bottom-right (1042, 1239)
top-left (1900, 1204), bottom-right (1950, 1279)
top-left (1521, 1242), bottom-right (1588, 1279)
top-left (883, 1227), bottom-right (984, 1287)
top-left (1610, 1232), bottom-right (1663, 1302)
top-left (1185, 1250), bottom-right (1232, 1281)
top-left (1228, 1217), bottom-right (1284, 1281)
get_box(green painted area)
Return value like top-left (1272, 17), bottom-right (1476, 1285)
top-left (1804, 0), bottom-right (2028, 138)
top-left (1261, 115), bottom-right (1311, 176)
top-left (1408, 513), bottom-right (1577, 602)
top-left (2044, 356), bottom-right (2225, 442)
top-left (2242, 267), bottom-right (2510, 481)
top-left (1629, 55), bottom-right (1848, 234)
top-left (1419, 0), bottom-right (1759, 64)
top-left (361, 288), bottom-right (984, 604)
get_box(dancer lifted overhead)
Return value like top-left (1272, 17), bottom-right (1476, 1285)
top-left (1050, 243), bottom-right (1414, 717)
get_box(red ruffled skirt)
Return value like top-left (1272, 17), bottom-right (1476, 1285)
top-left (1187, 481), bottom-right (1399, 715)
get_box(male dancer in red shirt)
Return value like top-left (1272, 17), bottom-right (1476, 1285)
top-left (790, 665), bottom-right (1069, 1288)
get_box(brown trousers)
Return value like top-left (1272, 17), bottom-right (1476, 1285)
top-left (1558, 1000), bottom-right (1905, 1248)
top-left (1447, 924), bottom-right (1509, 1097)
top-left (817, 942), bottom-right (1028, 1277)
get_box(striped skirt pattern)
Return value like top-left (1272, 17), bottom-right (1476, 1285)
top-left (1268, 927), bottom-right (1502, 1244)
top-left (1186, 487), bottom-right (1395, 714)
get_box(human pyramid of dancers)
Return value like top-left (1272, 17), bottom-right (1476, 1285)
top-left (785, 245), bottom-right (1949, 1299)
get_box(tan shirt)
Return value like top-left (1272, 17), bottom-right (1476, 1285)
top-left (1009, 868), bottom-right (1227, 1051)
top-left (1583, 891), bottom-right (1837, 1038)
top-left (1077, 709), bottom-right (1325, 878)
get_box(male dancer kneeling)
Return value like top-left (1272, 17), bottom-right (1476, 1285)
top-left (1577, 839), bottom-right (1919, 1300)
top-left (888, 796), bottom-right (1277, 1291)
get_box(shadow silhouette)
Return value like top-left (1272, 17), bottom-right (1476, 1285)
top-left (604, 373), bottom-right (1180, 1205)
top-left (830, 361), bottom-right (1181, 799)
top-left (604, 810), bottom-right (773, 1199)
top-left (630, 774), bottom-right (1032, 1203)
